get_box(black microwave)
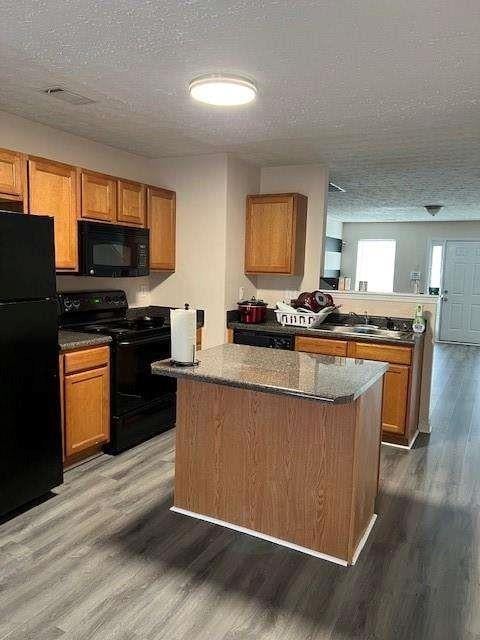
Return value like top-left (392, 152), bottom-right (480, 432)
top-left (79, 221), bottom-right (149, 277)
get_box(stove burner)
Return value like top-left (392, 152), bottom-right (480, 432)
top-left (130, 315), bottom-right (166, 329)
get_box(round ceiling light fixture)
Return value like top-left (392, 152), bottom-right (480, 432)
top-left (189, 74), bottom-right (257, 106)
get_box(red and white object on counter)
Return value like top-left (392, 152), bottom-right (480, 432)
top-left (293, 290), bottom-right (334, 312)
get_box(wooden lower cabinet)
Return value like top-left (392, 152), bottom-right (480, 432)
top-left (59, 346), bottom-right (110, 465)
top-left (295, 335), bottom-right (348, 357)
top-left (295, 335), bottom-right (422, 446)
top-left (381, 364), bottom-right (409, 436)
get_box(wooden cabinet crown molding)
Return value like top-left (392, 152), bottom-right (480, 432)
top-left (147, 185), bottom-right (176, 271)
top-left (245, 192), bottom-right (307, 275)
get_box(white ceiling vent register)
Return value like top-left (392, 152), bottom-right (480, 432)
top-left (42, 87), bottom-right (96, 106)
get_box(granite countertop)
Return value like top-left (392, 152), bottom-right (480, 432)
top-left (228, 320), bottom-right (422, 346)
top-left (152, 343), bottom-right (388, 404)
top-left (58, 330), bottom-right (112, 352)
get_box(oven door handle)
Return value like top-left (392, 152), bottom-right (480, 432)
top-left (117, 335), bottom-right (171, 347)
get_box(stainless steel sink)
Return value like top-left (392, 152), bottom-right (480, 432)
top-left (314, 324), bottom-right (411, 340)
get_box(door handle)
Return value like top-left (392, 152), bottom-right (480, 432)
top-left (441, 294), bottom-right (448, 302)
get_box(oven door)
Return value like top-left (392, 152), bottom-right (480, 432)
top-left (112, 335), bottom-right (175, 416)
top-left (80, 221), bottom-right (149, 277)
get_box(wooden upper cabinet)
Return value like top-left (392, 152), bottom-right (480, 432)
top-left (0, 148), bottom-right (26, 198)
top-left (117, 179), bottom-right (145, 226)
top-left (28, 156), bottom-right (79, 271)
top-left (81, 170), bottom-right (117, 222)
top-left (147, 186), bottom-right (176, 271)
top-left (245, 193), bottom-right (307, 275)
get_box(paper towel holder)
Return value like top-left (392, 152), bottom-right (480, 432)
top-left (170, 303), bottom-right (200, 367)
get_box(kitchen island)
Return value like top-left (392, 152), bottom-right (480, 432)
top-left (152, 344), bottom-right (388, 565)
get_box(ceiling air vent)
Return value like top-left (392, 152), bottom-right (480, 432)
top-left (328, 182), bottom-right (345, 193)
top-left (42, 87), bottom-right (96, 106)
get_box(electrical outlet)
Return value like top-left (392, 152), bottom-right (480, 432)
top-left (238, 286), bottom-right (244, 301)
top-left (139, 283), bottom-right (149, 304)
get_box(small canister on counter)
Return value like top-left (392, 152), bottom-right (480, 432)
top-left (237, 297), bottom-right (268, 324)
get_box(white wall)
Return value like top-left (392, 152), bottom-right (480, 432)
top-left (324, 216), bottom-right (343, 273)
top-left (341, 220), bottom-right (480, 293)
top-left (256, 164), bottom-right (329, 305)
top-left (325, 217), bottom-right (343, 239)
top-left (148, 154), bottom-right (261, 347)
top-left (0, 110), bottom-right (153, 182)
top-left (148, 154), bottom-right (229, 347)
top-left (225, 156), bottom-right (260, 308)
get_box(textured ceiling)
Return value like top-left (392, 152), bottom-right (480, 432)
top-left (0, 0), bottom-right (479, 221)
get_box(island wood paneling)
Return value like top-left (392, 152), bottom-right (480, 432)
top-left (174, 378), bottom-right (383, 563)
top-left (349, 379), bottom-right (383, 559)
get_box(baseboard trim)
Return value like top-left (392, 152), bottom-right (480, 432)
top-left (171, 506), bottom-right (377, 566)
top-left (351, 514), bottom-right (378, 565)
top-left (382, 429), bottom-right (419, 451)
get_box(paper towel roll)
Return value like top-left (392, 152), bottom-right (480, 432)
top-left (170, 306), bottom-right (197, 364)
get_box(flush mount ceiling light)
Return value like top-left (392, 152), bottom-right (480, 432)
top-left (189, 75), bottom-right (257, 106)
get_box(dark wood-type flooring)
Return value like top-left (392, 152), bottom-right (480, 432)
top-left (1, 343), bottom-right (479, 639)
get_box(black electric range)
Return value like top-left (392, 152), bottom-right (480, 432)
top-left (58, 290), bottom-right (176, 454)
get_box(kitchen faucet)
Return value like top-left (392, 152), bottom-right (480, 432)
top-left (348, 311), bottom-right (370, 325)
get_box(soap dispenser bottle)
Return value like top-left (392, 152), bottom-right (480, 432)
top-left (412, 304), bottom-right (426, 334)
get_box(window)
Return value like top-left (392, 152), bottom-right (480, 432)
top-left (355, 240), bottom-right (396, 292)
top-left (428, 242), bottom-right (443, 293)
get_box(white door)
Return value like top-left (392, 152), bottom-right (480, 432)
top-left (440, 241), bottom-right (480, 344)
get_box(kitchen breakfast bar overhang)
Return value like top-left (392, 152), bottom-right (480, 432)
top-left (152, 344), bottom-right (388, 566)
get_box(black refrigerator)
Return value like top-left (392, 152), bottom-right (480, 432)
top-left (0, 211), bottom-right (63, 517)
